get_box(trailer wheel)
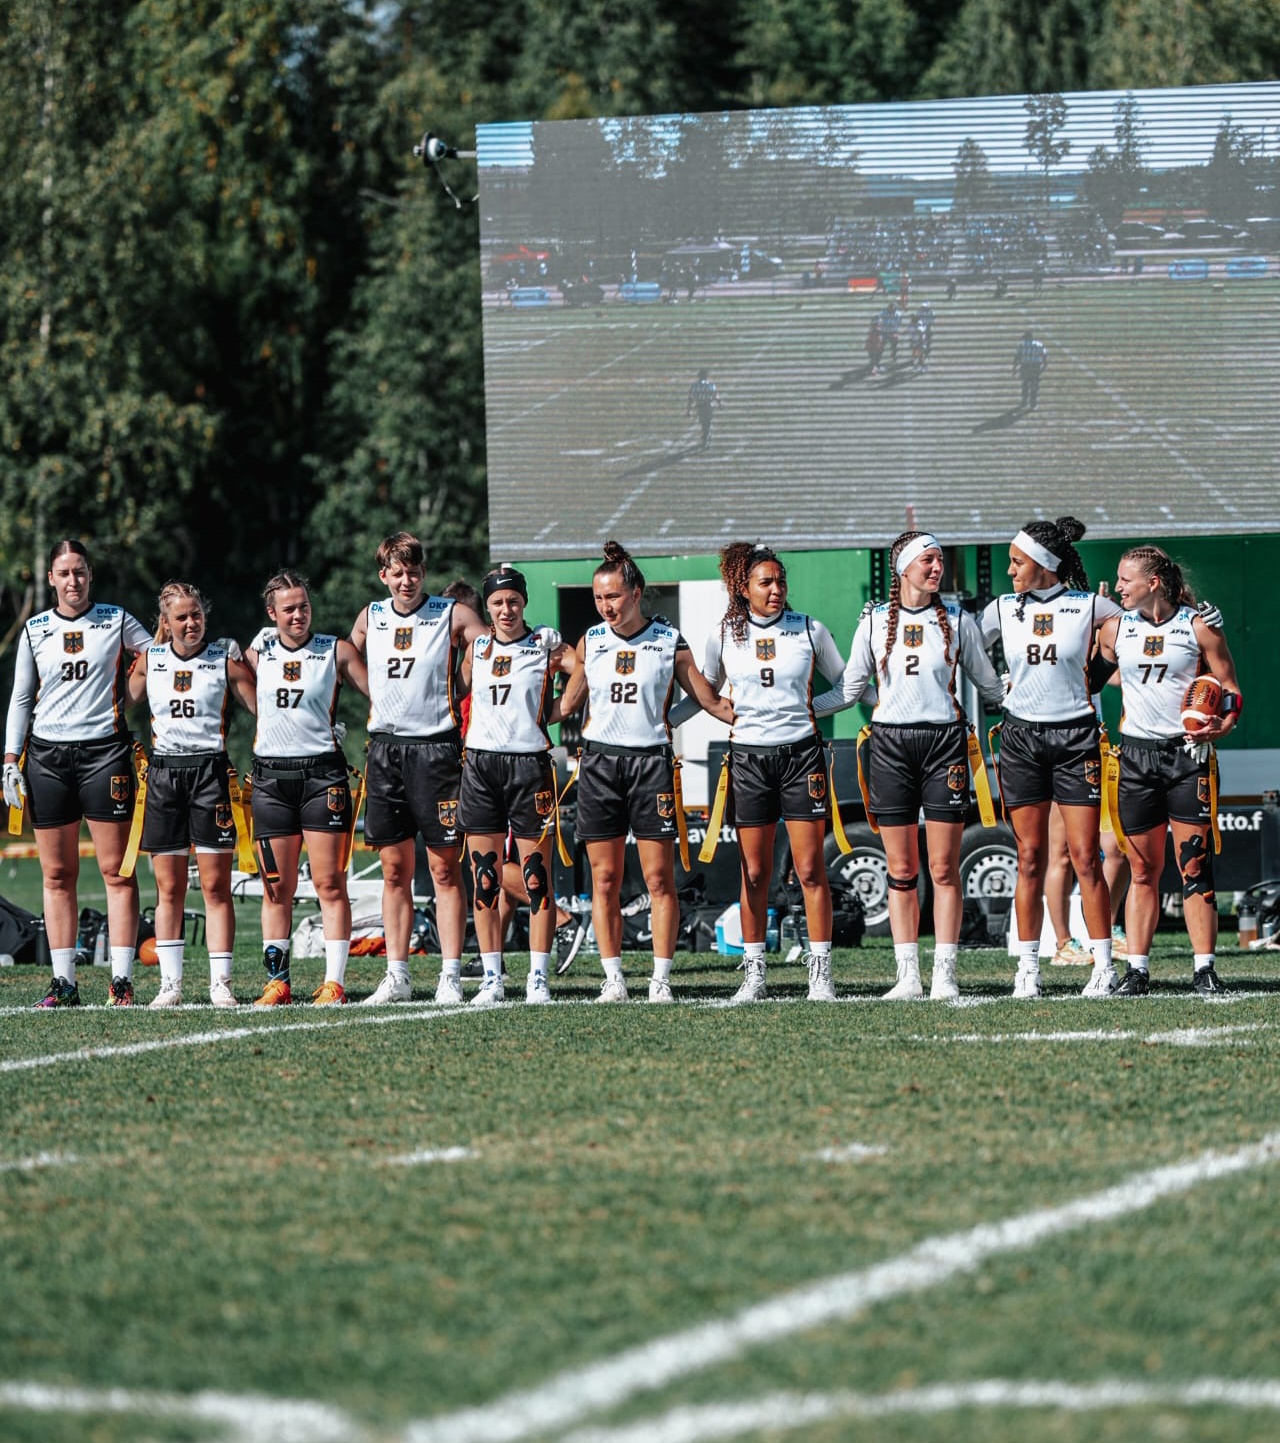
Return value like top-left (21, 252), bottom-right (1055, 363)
top-left (958, 823), bottom-right (1019, 901)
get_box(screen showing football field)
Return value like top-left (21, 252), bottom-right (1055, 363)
top-left (476, 83), bottom-right (1279, 558)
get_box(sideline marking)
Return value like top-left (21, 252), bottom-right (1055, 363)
top-left (811, 1144), bottom-right (887, 1163)
top-left (0, 1005), bottom-right (470, 1074)
top-left (910, 1023), bottom-right (1265, 1048)
top-left (385, 1147), bottom-right (476, 1167)
top-left (557, 1378), bottom-right (1280, 1443)
top-left (0, 1151), bottom-right (79, 1174)
top-left (406, 1128), bottom-right (1280, 1443)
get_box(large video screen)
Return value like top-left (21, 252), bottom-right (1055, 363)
top-left (476, 84), bottom-right (1279, 558)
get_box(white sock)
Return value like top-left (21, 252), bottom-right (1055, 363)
top-left (156, 939), bottom-right (185, 987)
top-left (442, 958), bottom-right (461, 980)
top-left (51, 947), bottom-right (76, 986)
top-left (528, 951), bottom-right (550, 980)
top-left (933, 942), bottom-right (958, 968)
top-left (1087, 937), bottom-right (1113, 969)
top-left (652, 956), bottom-right (672, 983)
top-left (111, 945), bottom-right (136, 981)
top-left (208, 952), bottom-right (233, 986)
top-left (602, 957), bottom-right (624, 983)
top-left (743, 941), bottom-right (766, 964)
top-left (895, 941), bottom-right (920, 968)
top-left (1018, 941), bottom-right (1041, 972)
top-left (324, 939), bottom-right (350, 986)
top-left (1128, 955), bottom-right (1150, 974)
top-left (480, 950), bottom-right (503, 982)
top-left (808, 940), bottom-right (832, 959)
top-left (386, 957), bottom-right (410, 982)
top-left (1193, 953), bottom-right (1215, 973)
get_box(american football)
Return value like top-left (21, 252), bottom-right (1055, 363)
top-left (1180, 675), bottom-right (1224, 733)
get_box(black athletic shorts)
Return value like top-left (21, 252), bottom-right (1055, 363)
top-left (25, 734), bottom-right (135, 828)
top-left (997, 714), bottom-right (1101, 810)
top-left (363, 733), bottom-right (462, 849)
top-left (250, 753), bottom-right (350, 839)
top-left (142, 752), bottom-right (236, 853)
top-left (728, 735), bottom-right (828, 828)
top-left (575, 745), bottom-right (677, 842)
top-left (868, 722), bottom-right (969, 826)
top-left (459, 748), bottom-right (555, 839)
top-left (1118, 735), bottom-right (1211, 833)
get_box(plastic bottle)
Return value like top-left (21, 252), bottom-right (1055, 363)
top-left (765, 908), bottom-right (780, 952)
top-left (1237, 896), bottom-right (1258, 949)
top-left (578, 893), bottom-right (598, 955)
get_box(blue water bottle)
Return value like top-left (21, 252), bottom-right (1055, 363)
top-left (765, 908), bottom-right (780, 952)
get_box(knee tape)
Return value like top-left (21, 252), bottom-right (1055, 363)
top-left (522, 850), bottom-right (550, 913)
top-left (471, 849), bottom-right (500, 909)
top-left (888, 873), bottom-right (919, 892)
top-left (1178, 834), bottom-right (1216, 902)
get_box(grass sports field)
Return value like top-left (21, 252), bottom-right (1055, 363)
top-left (484, 275), bottom-right (1278, 557)
top-left (3, 854), bottom-right (1280, 1442)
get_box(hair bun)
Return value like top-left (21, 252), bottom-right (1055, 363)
top-left (1055, 517), bottom-right (1086, 544)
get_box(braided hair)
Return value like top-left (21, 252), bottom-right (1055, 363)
top-left (594, 539), bottom-right (646, 593)
top-left (1120, 544), bottom-right (1196, 608)
top-left (1013, 516), bottom-right (1089, 621)
top-left (262, 568), bottom-right (311, 613)
top-left (154, 580), bottom-right (209, 645)
top-left (718, 541), bottom-right (785, 645)
top-left (882, 531), bottom-right (952, 679)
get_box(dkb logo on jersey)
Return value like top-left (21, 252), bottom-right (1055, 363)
top-left (904, 625), bottom-right (924, 647)
top-left (656, 793), bottom-right (675, 819)
top-left (616, 651), bottom-right (636, 675)
top-left (535, 790), bottom-right (553, 816)
top-left (110, 774), bottom-right (130, 803)
top-left (438, 800), bottom-right (458, 830)
top-left (283, 661), bottom-right (302, 682)
top-left (394, 627), bottom-right (413, 652)
top-left (492, 655), bottom-right (512, 678)
top-left (807, 772), bottom-right (827, 800)
top-left (947, 764), bottom-right (966, 792)
top-left (174, 671), bottom-right (193, 693)
top-left (1033, 615), bottom-right (1054, 636)
top-left (1084, 760), bottom-right (1101, 787)
top-left (63, 632), bottom-right (84, 654)
top-left (756, 638), bottom-right (776, 661)
top-left (1143, 636), bottom-right (1164, 657)
top-left (327, 786), bottom-right (346, 814)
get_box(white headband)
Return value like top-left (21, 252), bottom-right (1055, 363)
top-left (1012, 529), bottom-right (1061, 572)
top-left (896, 534), bottom-right (942, 575)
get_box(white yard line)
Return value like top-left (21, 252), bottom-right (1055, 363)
top-left (557, 1378), bottom-right (1280, 1443)
top-left (384, 1147), bottom-right (477, 1167)
top-left (0, 1151), bottom-right (79, 1173)
top-left (406, 1128), bottom-right (1280, 1443)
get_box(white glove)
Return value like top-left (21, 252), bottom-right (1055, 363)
top-left (533, 627), bottom-right (562, 653)
top-left (3, 763), bottom-right (26, 811)
top-left (1197, 599), bottom-right (1224, 630)
top-left (333, 722), bottom-right (348, 744)
top-left (1183, 736), bottom-right (1211, 764)
top-left (218, 636), bottom-right (244, 662)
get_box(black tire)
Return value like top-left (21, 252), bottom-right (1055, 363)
top-left (957, 823), bottom-right (1019, 903)
top-left (823, 824), bottom-right (929, 938)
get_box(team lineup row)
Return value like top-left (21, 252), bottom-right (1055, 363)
top-left (3, 517), bottom-right (1241, 1010)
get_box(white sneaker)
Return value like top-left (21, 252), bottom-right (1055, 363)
top-left (470, 977), bottom-right (505, 1008)
top-left (1013, 965), bottom-right (1042, 999)
top-left (806, 952), bottom-right (837, 1001)
top-left (595, 976), bottom-right (629, 1003)
top-left (525, 974), bottom-right (553, 1005)
top-left (1083, 961), bottom-right (1118, 998)
top-left (209, 979), bottom-right (238, 1009)
top-left (731, 958), bottom-right (767, 1003)
top-left (884, 958), bottom-right (923, 1000)
top-left (648, 977), bottom-right (674, 1004)
top-left (149, 980), bottom-right (183, 1009)
top-left (929, 956), bottom-right (959, 1001)
top-left (361, 970), bottom-right (412, 1005)
top-left (434, 973), bottom-right (465, 1006)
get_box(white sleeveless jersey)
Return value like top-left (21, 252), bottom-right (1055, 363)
top-left (5, 603), bottom-right (151, 750)
top-left (702, 610), bottom-right (843, 745)
top-left (250, 629), bottom-right (343, 758)
top-left (827, 601), bottom-right (1004, 726)
top-left (465, 629), bottom-right (553, 754)
top-left (1114, 605), bottom-right (1203, 740)
top-left (146, 642), bottom-right (234, 755)
top-left (364, 595), bottom-right (459, 737)
top-left (981, 588), bottom-right (1119, 723)
top-left (582, 618), bottom-right (686, 749)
